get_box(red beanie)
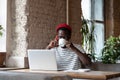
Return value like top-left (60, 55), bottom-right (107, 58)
top-left (56, 23), bottom-right (72, 32)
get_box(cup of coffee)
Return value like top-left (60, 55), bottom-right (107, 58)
top-left (58, 38), bottom-right (68, 47)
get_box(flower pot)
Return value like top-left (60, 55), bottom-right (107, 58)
top-left (0, 52), bottom-right (6, 67)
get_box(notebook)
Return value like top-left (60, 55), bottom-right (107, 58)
top-left (28, 49), bottom-right (57, 71)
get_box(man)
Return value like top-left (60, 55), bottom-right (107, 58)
top-left (46, 23), bottom-right (91, 70)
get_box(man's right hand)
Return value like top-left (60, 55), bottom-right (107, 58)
top-left (46, 40), bottom-right (58, 49)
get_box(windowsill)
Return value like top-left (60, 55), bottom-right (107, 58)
top-left (0, 67), bottom-right (26, 71)
top-left (91, 61), bottom-right (120, 71)
top-left (92, 61), bottom-right (120, 64)
top-left (0, 52), bottom-right (6, 53)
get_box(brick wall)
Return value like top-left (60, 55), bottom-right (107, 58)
top-left (113, 0), bottom-right (120, 37)
top-left (27, 0), bottom-right (82, 49)
top-left (27, 0), bottom-right (66, 49)
top-left (69, 0), bottom-right (82, 44)
top-left (105, 0), bottom-right (120, 38)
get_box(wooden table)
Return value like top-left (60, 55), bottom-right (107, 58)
top-left (8, 69), bottom-right (120, 80)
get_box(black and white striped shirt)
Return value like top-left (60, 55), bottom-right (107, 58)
top-left (51, 44), bottom-right (85, 70)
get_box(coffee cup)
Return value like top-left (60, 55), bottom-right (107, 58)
top-left (58, 38), bottom-right (68, 47)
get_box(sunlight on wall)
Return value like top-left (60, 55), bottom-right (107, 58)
top-left (12, 0), bottom-right (28, 56)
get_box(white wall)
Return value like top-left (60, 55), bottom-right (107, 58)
top-left (0, 0), bottom-right (7, 52)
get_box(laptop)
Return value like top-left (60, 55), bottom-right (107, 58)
top-left (28, 49), bottom-right (57, 71)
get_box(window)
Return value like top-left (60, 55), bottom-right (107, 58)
top-left (0, 0), bottom-right (7, 52)
top-left (81, 0), bottom-right (104, 60)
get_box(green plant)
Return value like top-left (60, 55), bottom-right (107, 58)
top-left (0, 25), bottom-right (3, 37)
top-left (102, 36), bottom-right (120, 64)
top-left (81, 16), bottom-right (96, 61)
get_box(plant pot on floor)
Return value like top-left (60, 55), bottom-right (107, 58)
top-left (0, 52), bottom-right (6, 67)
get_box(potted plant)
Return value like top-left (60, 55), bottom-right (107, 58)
top-left (81, 16), bottom-right (96, 61)
top-left (102, 36), bottom-right (120, 64)
top-left (0, 25), bottom-right (6, 67)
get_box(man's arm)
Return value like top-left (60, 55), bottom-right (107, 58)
top-left (66, 43), bottom-right (92, 67)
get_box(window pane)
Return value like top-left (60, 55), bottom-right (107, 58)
top-left (81, 0), bottom-right (91, 19)
top-left (81, 0), bottom-right (104, 60)
top-left (94, 23), bottom-right (104, 59)
top-left (0, 0), bottom-right (7, 52)
top-left (94, 0), bottom-right (104, 20)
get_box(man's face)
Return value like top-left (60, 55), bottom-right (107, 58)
top-left (58, 30), bottom-right (71, 41)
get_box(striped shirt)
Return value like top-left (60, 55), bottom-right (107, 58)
top-left (51, 44), bottom-right (85, 70)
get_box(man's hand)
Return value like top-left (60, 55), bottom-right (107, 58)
top-left (46, 40), bottom-right (58, 49)
top-left (66, 42), bottom-right (75, 49)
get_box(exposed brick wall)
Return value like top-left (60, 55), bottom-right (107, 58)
top-left (105, 0), bottom-right (114, 39)
top-left (69, 0), bottom-right (82, 44)
top-left (105, 0), bottom-right (120, 38)
top-left (27, 0), bottom-right (66, 49)
top-left (113, 0), bottom-right (120, 37)
top-left (27, 0), bottom-right (82, 49)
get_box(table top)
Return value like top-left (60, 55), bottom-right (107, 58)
top-left (8, 69), bottom-right (120, 80)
